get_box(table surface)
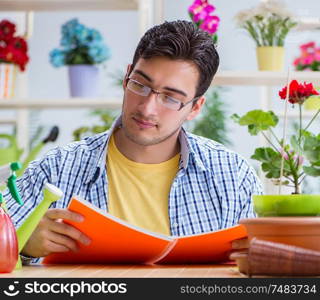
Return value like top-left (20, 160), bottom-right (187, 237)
top-left (0, 264), bottom-right (245, 278)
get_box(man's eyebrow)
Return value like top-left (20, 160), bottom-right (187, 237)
top-left (133, 69), bottom-right (188, 97)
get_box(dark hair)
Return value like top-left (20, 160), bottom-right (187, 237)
top-left (131, 20), bottom-right (219, 98)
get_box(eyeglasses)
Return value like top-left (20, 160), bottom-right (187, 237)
top-left (125, 78), bottom-right (199, 111)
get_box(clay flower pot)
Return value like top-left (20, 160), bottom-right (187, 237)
top-left (240, 217), bottom-right (320, 251)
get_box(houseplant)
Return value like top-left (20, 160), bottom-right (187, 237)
top-left (0, 19), bottom-right (29, 98)
top-left (234, 0), bottom-right (296, 71)
top-left (188, 0), bottom-right (220, 44)
top-left (72, 109), bottom-right (116, 141)
top-left (49, 18), bottom-right (111, 97)
top-left (293, 41), bottom-right (320, 110)
top-left (192, 87), bottom-right (231, 146)
top-left (232, 80), bottom-right (320, 216)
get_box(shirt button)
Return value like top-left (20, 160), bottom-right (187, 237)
top-left (173, 222), bottom-right (178, 228)
top-left (172, 181), bottom-right (178, 187)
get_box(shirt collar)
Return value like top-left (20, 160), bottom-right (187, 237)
top-left (85, 115), bottom-right (206, 184)
top-left (84, 116), bottom-right (122, 184)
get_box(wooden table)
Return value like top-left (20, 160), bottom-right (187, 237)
top-left (0, 264), bottom-right (245, 278)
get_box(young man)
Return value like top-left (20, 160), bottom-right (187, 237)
top-left (5, 20), bottom-right (262, 258)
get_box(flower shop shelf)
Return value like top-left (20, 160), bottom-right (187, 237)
top-left (0, 0), bottom-right (138, 11)
top-left (0, 117), bottom-right (16, 124)
top-left (213, 71), bottom-right (320, 86)
top-left (0, 99), bottom-right (122, 109)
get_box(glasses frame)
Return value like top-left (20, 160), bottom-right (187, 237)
top-left (125, 77), bottom-right (200, 111)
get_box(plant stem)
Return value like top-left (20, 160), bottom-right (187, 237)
top-left (269, 128), bottom-right (282, 145)
top-left (262, 131), bottom-right (280, 153)
top-left (304, 108), bottom-right (320, 131)
top-left (299, 104), bottom-right (302, 146)
top-left (298, 174), bottom-right (306, 185)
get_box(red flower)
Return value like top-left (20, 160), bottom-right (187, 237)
top-left (0, 20), bottom-right (16, 41)
top-left (279, 80), bottom-right (319, 104)
top-left (0, 20), bottom-right (29, 71)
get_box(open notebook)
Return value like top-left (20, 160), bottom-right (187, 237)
top-left (43, 196), bottom-right (247, 264)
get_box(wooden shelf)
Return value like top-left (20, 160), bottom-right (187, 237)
top-left (0, 98), bottom-right (122, 109)
top-left (0, 0), bottom-right (138, 11)
top-left (0, 117), bottom-right (16, 124)
top-left (213, 71), bottom-right (320, 86)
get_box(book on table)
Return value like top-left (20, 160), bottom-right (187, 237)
top-left (43, 196), bottom-right (247, 264)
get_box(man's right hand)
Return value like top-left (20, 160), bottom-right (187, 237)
top-left (21, 208), bottom-right (91, 257)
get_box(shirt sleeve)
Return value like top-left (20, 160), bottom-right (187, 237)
top-left (3, 147), bottom-right (61, 229)
top-left (237, 157), bottom-right (263, 221)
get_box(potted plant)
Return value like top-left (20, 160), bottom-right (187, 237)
top-left (188, 0), bottom-right (220, 44)
top-left (232, 79), bottom-right (320, 216)
top-left (234, 0), bottom-right (296, 71)
top-left (49, 18), bottom-right (111, 97)
top-left (293, 41), bottom-right (320, 110)
top-left (0, 19), bottom-right (29, 99)
top-left (191, 87), bottom-right (231, 146)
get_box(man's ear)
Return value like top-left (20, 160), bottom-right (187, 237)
top-left (186, 96), bottom-right (206, 121)
top-left (123, 64), bottom-right (132, 90)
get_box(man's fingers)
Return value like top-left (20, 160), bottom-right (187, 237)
top-left (44, 240), bottom-right (70, 255)
top-left (50, 220), bottom-right (91, 246)
top-left (47, 231), bottom-right (79, 252)
top-left (231, 238), bottom-right (249, 249)
top-left (46, 208), bottom-right (84, 223)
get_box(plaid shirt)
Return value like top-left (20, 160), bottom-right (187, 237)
top-left (5, 116), bottom-right (262, 237)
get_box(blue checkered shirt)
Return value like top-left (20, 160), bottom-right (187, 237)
top-left (5, 116), bottom-right (262, 236)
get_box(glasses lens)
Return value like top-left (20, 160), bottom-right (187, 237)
top-left (159, 94), bottom-right (181, 111)
top-left (127, 80), bottom-right (149, 96)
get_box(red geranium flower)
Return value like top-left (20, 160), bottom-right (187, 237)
top-left (0, 19), bottom-right (29, 71)
top-left (279, 80), bottom-right (319, 105)
top-left (0, 20), bottom-right (16, 41)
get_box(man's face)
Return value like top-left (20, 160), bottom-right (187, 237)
top-left (121, 56), bottom-right (202, 146)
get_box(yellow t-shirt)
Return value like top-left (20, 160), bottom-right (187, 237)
top-left (107, 134), bottom-right (180, 235)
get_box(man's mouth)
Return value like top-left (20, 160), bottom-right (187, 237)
top-left (133, 117), bottom-right (157, 129)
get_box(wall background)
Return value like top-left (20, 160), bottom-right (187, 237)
top-left (1, 0), bottom-right (319, 192)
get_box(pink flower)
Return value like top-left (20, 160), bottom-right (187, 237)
top-left (302, 55), bottom-right (315, 65)
top-left (300, 41), bottom-right (315, 51)
top-left (294, 41), bottom-right (320, 71)
top-left (199, 15), bottom-right (220, 34)
top-left (194, 5), bottom-right (215, 22)
top-left (188, 0), bottom-right (208, 16)
top-left (280, 149), bottom-right (304, 166)
top-left (293, 57), bottom-right (301, 66)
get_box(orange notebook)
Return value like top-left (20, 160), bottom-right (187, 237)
top-left (43, 196), bottom-right (247, 264)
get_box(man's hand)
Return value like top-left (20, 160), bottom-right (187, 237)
top-left (231, 238), bottom-right (249, 250)
top-left (21, 208), bottom-right (91, 257)
top-left (229, 238), bottom-right (249, 261)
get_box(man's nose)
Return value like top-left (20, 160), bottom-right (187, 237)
top-left (138, 90), bottom-right (160, 113)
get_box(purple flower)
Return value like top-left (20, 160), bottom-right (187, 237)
top-left (193, 4), bottom-right (216, 22)
top-left (199, 15), bottom-right (220, 34)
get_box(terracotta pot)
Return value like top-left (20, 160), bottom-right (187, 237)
top-left (240, 217), bottom-right (320, 251)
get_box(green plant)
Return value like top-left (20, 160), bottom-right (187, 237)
top-left (192, 87), bottom-right (230, 145)
top-left (73, 110), bottom-right (117, 141)
top-left (234, 0), bottom-right (296, 47)
top-left (232, 80), bottom-right (320, 194)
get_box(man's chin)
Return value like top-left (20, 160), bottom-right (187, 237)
top-left (126, 133), bottom-right (160, 146)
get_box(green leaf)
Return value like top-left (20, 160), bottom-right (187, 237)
top-left (233, 110), bottom-right (278, 136)
top-left (303, 135), bottom-right (320, 163)
top-left (303, 166), bottom-right (320, 177)
top-left (251, 147), bottom-right (293, 179)
top-left (290, 135), bottom-right (302, 153)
